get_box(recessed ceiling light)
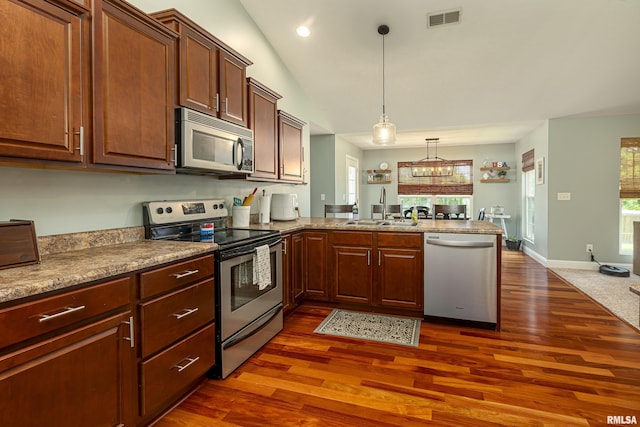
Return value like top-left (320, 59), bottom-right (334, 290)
top-left (296, 25), bottom-right (311, 38)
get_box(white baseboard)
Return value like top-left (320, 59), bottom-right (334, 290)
top-left (522, 246), bottom-right (547, 267)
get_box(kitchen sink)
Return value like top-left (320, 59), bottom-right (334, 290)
top-left (342, 220), bottom-right (418, 227)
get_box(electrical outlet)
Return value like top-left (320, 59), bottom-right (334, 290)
top-left (586, 244), bottom-right (593, 253)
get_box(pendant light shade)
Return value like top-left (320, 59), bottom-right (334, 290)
top-left (372, 25), bottom-right (396, 145)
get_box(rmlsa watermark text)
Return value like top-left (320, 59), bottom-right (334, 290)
top-left (607, 415), bottom-right (638, 425)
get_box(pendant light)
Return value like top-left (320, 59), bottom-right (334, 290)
top-left (411, 138), bottom-right (454, 177)
top-left (372, 24), bottom-right (396, 145)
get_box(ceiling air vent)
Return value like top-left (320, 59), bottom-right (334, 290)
top-left (427, 8), bottom-right (461, 28)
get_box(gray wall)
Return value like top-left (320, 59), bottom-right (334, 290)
top-left (309, 134), bottom-right (337, 217)
top-left (547, 114), bottom-right (640, 265)
top-left (516, 121), bottom-right (549, 258)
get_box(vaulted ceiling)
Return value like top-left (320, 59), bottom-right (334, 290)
top-left (239, 0), bottom-right (640, 149)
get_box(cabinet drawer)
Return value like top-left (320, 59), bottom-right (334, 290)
top-left (140, 323), bottom-right (215, 418)
top-left (377, 232), bottom-right (422, 248)
top-left (330, 231), bottom-right (373, 245)
top-left (139, 255), bottom-right (214, 299)
top-left (140, 280), bottom-right (215, 358)
top-left (0, 277), bottom-right (130, 349)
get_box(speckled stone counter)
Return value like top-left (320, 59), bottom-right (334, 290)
top-left (240, 217), bottom-right (504, 235)
top-left (0, 231), bottom-right (216, 305)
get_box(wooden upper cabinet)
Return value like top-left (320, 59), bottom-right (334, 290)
top-left (92, 0), bottom-right (177, 171)
top-left (247, 78), bottom-right (282, 180)
top-left (278, 110), bottom-right (306, 183)
top-left (151, 9), bottom-right (252, 127)
top-left (0, 0), bottom-right (89, 164)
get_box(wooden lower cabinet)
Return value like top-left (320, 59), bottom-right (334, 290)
top-left (328, 231), bottom-right (424, 314)
top-left (135, 254), bottom-right (216, 426)
top-left (283, 231), bottom-right (307, 314)
top-left (303, 231), bottom-right (329, 300)
top-left (0, 310), bottom-right (135, 427)
top-left (330, 231), bottom-right (374, 305)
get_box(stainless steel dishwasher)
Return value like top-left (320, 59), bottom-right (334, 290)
top-left (424, 232), bottom-right (497, 327)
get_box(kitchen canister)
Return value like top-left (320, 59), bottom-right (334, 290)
top-left (233, 205), bottom-right (251, 227)
top-left (259, 195), bottom-right (271, 224)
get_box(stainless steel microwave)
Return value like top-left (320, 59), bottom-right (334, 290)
top-left (176, 107), bottom-right (254, 174)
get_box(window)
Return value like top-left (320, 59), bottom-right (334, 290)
top-left (346, 155), bottom-right (359, 205)
top-left (398, 195), bottom-right (472, 215)
top-left (522, 149), bottom-right (535, 242)
top-left (619, 138), bottom-right (640, 254)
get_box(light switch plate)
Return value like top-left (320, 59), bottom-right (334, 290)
top-left (557, 192), bottom-right (571, 201)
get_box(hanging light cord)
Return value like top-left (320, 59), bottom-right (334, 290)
top-left (381, 31), bottom-right (386, 116)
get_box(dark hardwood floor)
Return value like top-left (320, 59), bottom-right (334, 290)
top-left (155, 250), bottom-right (640, 426)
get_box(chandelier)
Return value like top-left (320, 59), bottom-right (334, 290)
top-left (411, 138), bottom-right (454, 177)
top-left (372, 24), bottom-right (396, 145)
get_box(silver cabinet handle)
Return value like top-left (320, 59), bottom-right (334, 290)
top-left (172, 307), bottom-right (199, 320)
top-left (123, 316), bottom-right (135, 348)
top-left (224, 97), bottom-right (228, 113)
top-left (38, 305), bottom-right (86, 323)
top-left (173, 356), bottom-right (200, 372)
top-left (283, 238), bottom-right (287, 255)
top-left (367, 250), bottom-right (370, 266)
top-left (171, 269), bottom-right (199, 279)
top-left (74, 126), bottom-right (84, 156)
top-left (215, 93), bottom-right (220, 112)
top-left (378, 251), bottom-right (381, 266)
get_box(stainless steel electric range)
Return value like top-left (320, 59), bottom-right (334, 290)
top-left (143, 199), bottom-right (283, 379)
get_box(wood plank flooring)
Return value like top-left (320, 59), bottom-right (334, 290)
top-left (155, 250), bottom-right (640, 427)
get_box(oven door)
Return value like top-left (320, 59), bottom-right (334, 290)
top-left (219, 241), bottom-right (282, 341)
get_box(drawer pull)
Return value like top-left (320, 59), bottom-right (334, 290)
top-left (172, 307), bottom-right (199, 320)
top-left (38, 305), bottom-right (86, 323)
top-left (123, 316), bottom-right (135, 348)
top-left (171, 269), bottom-right (199, 279)
top-left (173, 356), bottom-right (200, 372)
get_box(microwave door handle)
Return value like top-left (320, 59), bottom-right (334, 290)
top-left (234, 138), bottom-right (244, 170)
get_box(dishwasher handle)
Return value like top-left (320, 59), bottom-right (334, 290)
top-left (426, 238), bottom-right (494, 249)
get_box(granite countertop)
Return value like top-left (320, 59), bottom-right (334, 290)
top-left (242, 217), bottom-right (504, 235)
top-left (0, 217), bottom-right (501, 306)
top-left (0, 237), bottom-right (216, 305)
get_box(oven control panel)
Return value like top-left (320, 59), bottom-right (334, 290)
top-left (143, 199), bottom-right (228, 225)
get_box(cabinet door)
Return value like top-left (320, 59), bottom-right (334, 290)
top-left (281, 234), bottom-right (293, 313)
top-left (303, 232), bottom-right (328, 300)
top-left (0, 0), bottom-right (87, 163)
top-left (218, 50), bottom-right (247, 127)
top-left (92, 0), bottom-right (175, 171)
top-left (179, 25), bottom-right (218, 114)
top-left (278, 111), bottom-right (305, 183)
top-left (376, 247), bottom-right (423, 311)
top-left (291, 232), bottom-right (305, 304)
top-left (0, 312), bottom-right (134, 427)
top-left (248, 78), bottom-right (280, 180)
top-left (332, 245), bottom-right (373, 304)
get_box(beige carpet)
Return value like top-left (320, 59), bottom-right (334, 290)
top-left (551, 268), bottom-right (639, 330)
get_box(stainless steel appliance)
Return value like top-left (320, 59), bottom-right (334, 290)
top-left (143, 199), bottom-right (282, 378)
top-left (424, 232), bottom-right (497, 328)
top-left (270, 193), bottom-right (298, 221)
top-left (176, 107), bottom-right (254, 174)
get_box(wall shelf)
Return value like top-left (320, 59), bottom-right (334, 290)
top-left (481, 178), bottom-right (510, 183)
top-left (480, 166), bottom-right (510, 171)
top-left (367, 169), bottom-right (392, 184)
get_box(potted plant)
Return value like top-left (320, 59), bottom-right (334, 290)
top-left (505, 235), bottom-right (522, 251)
top-left (497, 170), bottom-right (507, 179)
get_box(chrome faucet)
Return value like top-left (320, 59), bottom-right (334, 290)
top-left (379, 187), bottom-right (387, 220)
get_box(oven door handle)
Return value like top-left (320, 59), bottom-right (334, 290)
top-left (225, 239), bottom-right (281, 258)
top-left (222, 305), bottom-right (282, 350)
